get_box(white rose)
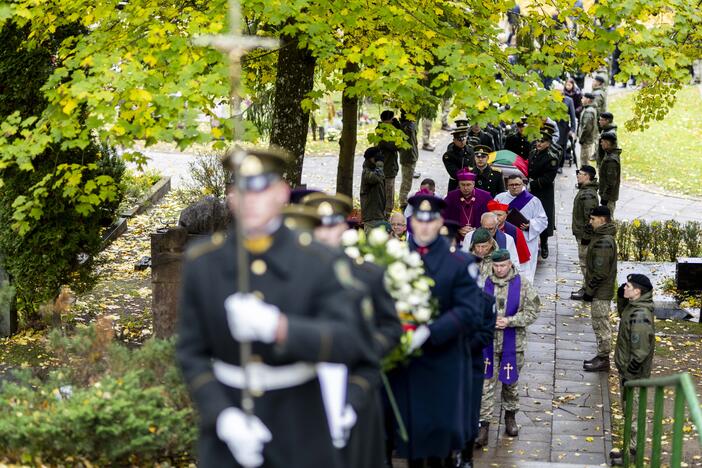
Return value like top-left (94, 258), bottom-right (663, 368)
top-left (387, 262), bottom-right (407, 282)
top-left (414, 279), bottom-right (430, 292)
top-left (341, 229), bottom-right (359, 246)
top-left (400, 283), bottom-right (412, 296)
top-left (396, 301), bottom-right (410, 313)
top-left (345, 247), bottom-right (360, 259)
top-left (406, 252), bottom-right (423, 267)
top-left (364, 253), bottom-right (375, 263)
top-left (386, 238), bottom-right (405, 258)
top-left (414, 307), bottom-right (432, 323)
top-left (368, 228), bottom-right (389, 246)
top-left (408, 293), bottom-right (422, 306)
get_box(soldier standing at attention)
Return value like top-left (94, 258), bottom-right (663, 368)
top-left (528, 127), bottom-right (559, 259)
top-left (471, 145), bottom-right (505, 197)
top-left (570, 165), bottom-right (600, 300)
top-left (442, 120), bottom-right (474, 193)
top-left (592, 75), bottom-right (608, 116)
top-left (176, 148), bottom-right (369, 468)
top-left (610, 274), bottom-right (655, 466)
top-left (475, 249), bottom-right (540, 448)
top-left (582, 206), bottom-right (618, 372)
top-left (361, 147), bottom-right (387, 233)
top-left (577, 93), bottom-right (599, 165)
top-left (598, 132), bottom-right (621, 218)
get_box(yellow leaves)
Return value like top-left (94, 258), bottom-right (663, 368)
top-left (476, 100), bottom-right (490, 111)
top-left (359, 68), bottom-right (378, 81)
top-left (585, 436), bottom-right (594, 442)
top-left (424, 30), bottom-right (437, 39)
top-left (211, 127), bottom-right (223, 139)
top-left (80, 56), bottom-right (93, 67)
top-left (148, 425), bottom-right (158, 433)
top-left (143, 55), bottom-right (158, 67)
top-left (62, 98), bottom-right (78, 115)
top-left (129, 88), bottom-right (152, 103)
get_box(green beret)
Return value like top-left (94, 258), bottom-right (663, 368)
top-left (471, 228), bottom-right (492, 246)
top-left (490, 249), bottom-right (511, 262)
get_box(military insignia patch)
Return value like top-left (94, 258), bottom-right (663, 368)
top-left (550, 159), bottom-right (557, 166)
top-left (631, 332), bottom-right (641, 348)
top-left (333, 260), bottom-right (355, 289)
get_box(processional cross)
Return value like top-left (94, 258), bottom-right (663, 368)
top-left (195, 0), bottom-right (278, 416)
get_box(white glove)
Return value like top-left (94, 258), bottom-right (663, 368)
top-left (333, 404), bottom-right (358, 449)
top-left (217, 407), bottom-right (272, 467)
top-left (408, 325), bottom-right (431, 353)
top-left (225, 293), bottom-right (281, 343)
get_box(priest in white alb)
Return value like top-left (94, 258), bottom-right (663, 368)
top-left (495, 174), bottom-right (548, 283)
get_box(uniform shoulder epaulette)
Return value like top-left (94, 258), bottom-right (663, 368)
top-left (493, 167), bottom-right (502, 173)
top-left (185, 231), bottom-right (226, 260)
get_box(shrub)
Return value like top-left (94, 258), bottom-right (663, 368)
top-left (186, 150), bottom-right (231, 199)
top-left (616, 219), bottom-right (702, 261)
top-left (682, 221), bottom-right (702, 257)
top-left (0, 325), bottom-right (196, 465)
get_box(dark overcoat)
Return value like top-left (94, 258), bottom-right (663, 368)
top-left (466, 289), bottom-right (496, 440)
top-left (528, 146), bottom-right (559, 237)
top-left (176, 226), bottom-right (372, 468)
top-left (387, 236), bottom-right (482, 459)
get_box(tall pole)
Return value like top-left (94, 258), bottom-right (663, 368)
top-left (195, 1), bottom-right (278, 416)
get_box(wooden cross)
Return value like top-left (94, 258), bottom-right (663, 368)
top-left (194, 0), bottom-right (278, 141)
top-left (484, 357), bottom-right (491, 374)
top-left (503, 362), bottom-right (514, 380)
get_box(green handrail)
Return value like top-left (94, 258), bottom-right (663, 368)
top-left (622, 372), bottom-right (702, 467)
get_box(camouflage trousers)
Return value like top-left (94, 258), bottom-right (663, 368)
top-left (606, 200), bottom-right (616, 219)
top-left (384, 177), bottom-right (395, 218)
top-left (576, 238), bottom-right (588, 281)
top-left (619, 374), bottom-right (639, 451)
top-left (580, 143), bottom-right (596, 164)
top-left (421, 118), bottom-right (432, 146)
top-left (591, 299), bottom-right (612, 357)
top-left (479, 351), bottom-right (525, 422)
top-left (398, 162), bottom-right (416, 208)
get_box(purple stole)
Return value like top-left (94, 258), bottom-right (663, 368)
top-left (503, 221), bottom-right (518, 240)
top-left (482, 274), bottom-right (521, 385)
top-left (508, 190), bottom-right (534, 211)
top-left (494, 229), bottom-right (507, 249)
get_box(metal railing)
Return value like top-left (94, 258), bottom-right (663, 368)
top-left (623, 373), bottom-right (702, 467)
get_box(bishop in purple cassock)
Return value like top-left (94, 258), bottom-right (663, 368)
top-left (443, 169), bottom-right (492, 243)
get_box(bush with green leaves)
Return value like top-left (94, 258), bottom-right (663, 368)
top-left (0, 326), bottom-right (196, 465)
top-left (616, 219), bottom-right (702, 261)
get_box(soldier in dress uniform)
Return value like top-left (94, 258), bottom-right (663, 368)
top-left (471, 145), bottom-right (505, 197)
top-left (176, 148), bottom-right (372, 468)
top-left (528, 126), bottom-right (559, 259)
top-left (442, 120), bottom-right (475, 193)
top-left (476, 249), bottom-right (540, 448)
top-left (386, 194), bottom-right (482, 468)
top-left (302, 192), bottom-right (403, 468)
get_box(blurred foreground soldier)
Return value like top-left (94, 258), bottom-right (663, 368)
top-left (303, 192), bottom-right (403, 468)
top-left (387, 194), bottom-right (481, 468)
top-left (528, 127), bottom-right (559, 259)
top-left (361, 147), bottom-right (387, 232)
top-left (570, 165), bottom-right (599, 300)
top-left (471, 145), bottom-right (505, 197)
top-left (442, 120), bottom-right (474, 193)
top-left (476, 249), bottom-right (540, 448)
top-left (598, 132), bottom-right (621, 218)
top-left (176, 148), bottom-right (369, 468)
top-left (582, 206), bottom-right (617, 372)
top-left (610, 274), bottom-right (655, 466)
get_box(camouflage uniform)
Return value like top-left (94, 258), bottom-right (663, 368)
top-left (614, 288), bottom-right (655, 451)
top-left (480, 266), bottom-right (540, 422)
top-left (599, 148), bottom-right (621, 219)
top-left (572, 180), bottom-right (599, 280)
top-left (585, 222), bottom-right (618, 357)
top-left (398, 119), bottom-right (418, 208)
top-left (592, 87), bottom-right (607, 117)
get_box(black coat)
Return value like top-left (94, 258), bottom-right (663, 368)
top-left (504, 132), bottom-right (530, 159)
top-left (466, 289), bottom-right (496, 440)
top-left (343, 262), bottom-right (402, 468)
top-left (442, 143), bottom-right (475, 192)
top-left (467, 130), bottom-right (495, 151)
top-left (528, 146), bottom-right (559, 237)
top-left (472, 165), bottom-right (505, 198)
top-left (176, 226), bottom-right (373, 468)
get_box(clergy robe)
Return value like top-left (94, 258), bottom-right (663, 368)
top-left (443, 188), bottom-right (492, 241)
top-left (494, 189), bottom-right (547, 283)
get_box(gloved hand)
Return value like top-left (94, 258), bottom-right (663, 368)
top-left (408, 325), bottom-right (430, 353)
top-left (582, 293), bottom-right (594, 302)
top-left (225, 293), bottom-right (281, 343)
top-left (581, 238), bottom-right (591, 246)
top-left (333, 404), bottom-right (358, 449)
top-left (217, 407), bottom-right (272, 467)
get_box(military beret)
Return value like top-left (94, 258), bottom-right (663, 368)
top-left (380, 110), bottom-right (395, 121)
top-left (281, 205), bottom-right (322, 231)
top-left (627, 273), bottom-right (653, 293)
top-left (594, 75), bottom-right (606, 83)
top-left (471, 228), bottom-right (492, 246)
top-left (579, 165), bottom-right (596, 179)
top-left (225, 146), bottom-right (290, 192)
top-left (590, 205), bottom-right (611, 217)
top-left (600, 112), bottom-right (614, 121)
top-left (583, 92), bottom-right (595, 99)
top-left (302, 192), bottom-right (353, 226)
top-left (490, 249), bottom-right (511, 262)
top-left (600, 131), bottom-right (617, 143)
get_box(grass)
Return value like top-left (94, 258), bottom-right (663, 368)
top-left (609, 85), bottom-right (702, 197)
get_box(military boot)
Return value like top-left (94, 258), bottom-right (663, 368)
top-left (504, 410), bottom-right (519, 437)
top-left (570, 288), bottom-right (585, 300)
top-left (583, 355), bottom-right (610, 372)
top-left (583, 355), bottom-right (598, 366)
top-left (474, 422), bottom-right (489, 448)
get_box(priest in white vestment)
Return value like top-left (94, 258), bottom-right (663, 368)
top-left (495, 174), bottom-right (548, 282)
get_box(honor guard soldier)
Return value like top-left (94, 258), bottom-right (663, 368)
top-left (442, 120), bottom-right (475, 193)
top-left (471, 145), bottom-right (505, 197)
top-left (303, 192), bottom-right (403, 468)
top-left (528, 126), bottom-right (559, 259)
top-left (176, 148), bottom-right (371, 468)
top-left (476, 249), bottom-right (540, 448)
top-left (387, 193), bottom-right (482, 468)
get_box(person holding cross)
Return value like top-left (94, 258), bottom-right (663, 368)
top-left (475, 249), bottom-right (540, 448)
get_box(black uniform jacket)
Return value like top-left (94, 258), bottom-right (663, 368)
top-left (176, 225), bottom-right (373, 468)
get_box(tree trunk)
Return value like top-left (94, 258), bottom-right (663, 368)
top-left (336, 62), bottom-right (360, 198)
top-left (270, 35), bottom-right (316, 186)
